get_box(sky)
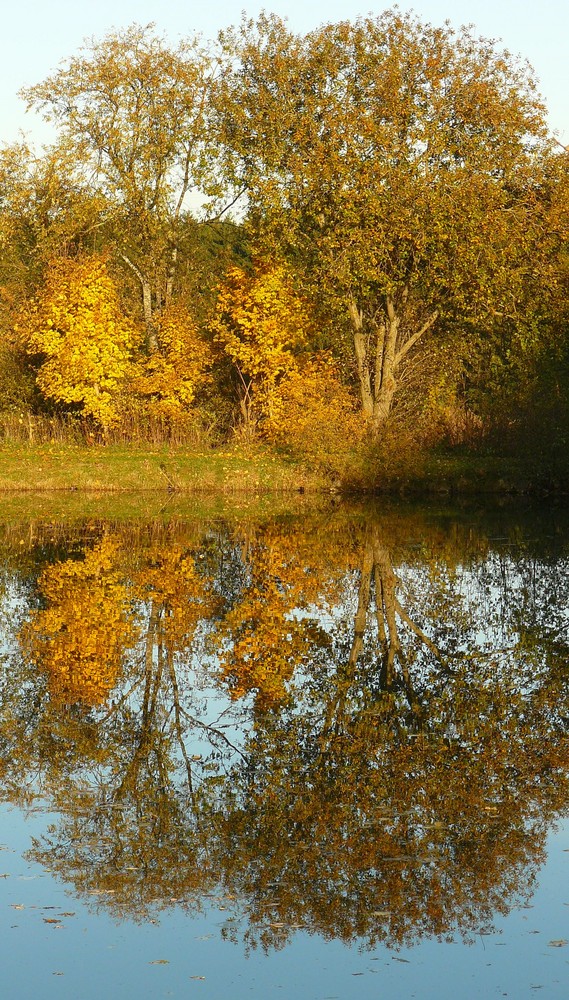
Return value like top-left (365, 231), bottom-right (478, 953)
top-left (2, 0), bottom-right (568, 147)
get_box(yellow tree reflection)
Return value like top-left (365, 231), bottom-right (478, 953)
top-left (2, 510), bottom-right (567, 944)
top-left (21, 536), bottom-right (138, 707)
top-left (215, 522), bottom-right (347, 709)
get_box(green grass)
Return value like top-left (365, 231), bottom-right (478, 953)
top-left (0, 442), bottom-right (327, 495)
top-left (0, 441), bottom-right (562, 504)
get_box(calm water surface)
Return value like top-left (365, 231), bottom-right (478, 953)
top-left (0, 500), bottom-right (567, 998)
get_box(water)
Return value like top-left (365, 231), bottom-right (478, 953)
top-left (0, 499), bottom-right (567, 997)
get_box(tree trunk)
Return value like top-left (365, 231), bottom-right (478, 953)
top-left (371, 297), bottom-right (399, 429)
top-left (348, 294), bottom-right (439, 433)
top-left (349, 300), bottom-right (374, 418)
top-left (142, 278), bottom-right (159, 352)
top-left (120, 252), bottom-right (159, 352)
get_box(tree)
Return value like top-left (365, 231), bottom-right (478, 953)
top-left (0, 143), bottom-right (111, 413)
top-left (263, 352), bottom-right (364, 474)
top-left (0, 141), bottom-right (108, 289)
top-left (131, 302), bottom-right (214, 429)
top-left (218, 11), bottom-right (554, 431)
top-left (22, 24), bottom-right (231, 350)
top-left (16, 253), bottom-right (139, 431)
top-left (470, 148), bottom-right (569, 474)
top-left (210, 262), bottom-right (311, 431)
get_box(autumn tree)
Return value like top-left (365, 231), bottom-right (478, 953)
top-left (218, 11), bottom-right (554, 432)
top-left (16, 253), bottom-right (139, 431)
top-left (210, 263), bottom-right (311, 431)
top-left (0, 143), bottom-right (110, 412)
top-left (263, 352), bottom-right (364, 474)
top-left (21, 24), bottom-right (233, 350)
top-left (471, 148), bottom-right (569, 474)
top-left (0, 142), bottom-right (108, 289)
top-left (130, 302), bottom-right (214, 431)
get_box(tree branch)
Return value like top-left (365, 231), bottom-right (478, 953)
top-left (395, 310), bottom-right (439, 366)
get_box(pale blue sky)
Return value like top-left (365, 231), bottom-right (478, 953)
top-left (2, 1), bottom-right (568, 146)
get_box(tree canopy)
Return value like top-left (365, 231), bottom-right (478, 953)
top-left (0, 12), bottom-right (567, 481)
top-left (217, 11), bottom-right (556, 428)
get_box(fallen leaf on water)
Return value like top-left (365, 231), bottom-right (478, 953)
top-left (149, 960), bottom-right (169, 965)
top-left (44, 918), bottom-right (62, 924)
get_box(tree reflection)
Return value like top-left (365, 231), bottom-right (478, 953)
top-left (21, 536), bottom-right (137, 706)
top-left (0, 508), bottom-right (566, 945)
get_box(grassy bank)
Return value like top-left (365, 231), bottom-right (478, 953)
top-left (0, 443), bottom-right (326, 494)
top-left (0, 441), bottom-right (563, 499)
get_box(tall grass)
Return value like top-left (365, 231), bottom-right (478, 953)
top-left (0, 412), bottom-right (84, 445)
top-left (0, 408), bottom-right (216, 448)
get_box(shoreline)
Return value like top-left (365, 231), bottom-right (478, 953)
top-left (0, 443), bottom-right (566, 498)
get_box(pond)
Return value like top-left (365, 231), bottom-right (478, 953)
top-left (0, 498), bottom-right (567, 998)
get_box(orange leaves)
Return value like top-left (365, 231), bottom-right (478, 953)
top-left (263, 352), bottom-right (364, 467)
top-left (21, 537), bottom-right (138, 708)
top-left (17, 254), bottom-right (139, 430)
top-left (18, 527), bottom-right (220, 709)
top-left (131, 303), bottom-right (213, 424)
top-left (133, 542), bottom-right (218, 650)
top-left (210, 264), bottom-right (363, 461)
top-left (211, 263), bottom-right (311, 425)
top-left (220, 12), bottom-right (555, 428)
top-left (215, 526), bottom-right (327, 709)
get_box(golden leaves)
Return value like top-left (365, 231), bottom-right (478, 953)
top-left (21, 537), bottom-right (138, 708)
top-left (16, 254), bottom-right (140, 431)
top-left (133, 542), bottom-right (219, 649)
top-left (131, 303), bottom-right (213, 423)
top-left (215, 525), bottom-right (329, 709)
top-left (210, 263), bottom-right (311, 424)
top-left (263, 352), bottom-right (364, 466)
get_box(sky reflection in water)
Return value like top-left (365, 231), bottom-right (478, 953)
top-left (0, 502), bottom-right (567, 997)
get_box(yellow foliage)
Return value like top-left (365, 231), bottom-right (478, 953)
top-left (132, 543), bottom-right (219, 650)
top-left (211, 264), bottom-right (311, 423)
top-left (131, 303), bottom-right (213, 423)
top-left (21, 537), bottom-right (138, 707)
top-left (263, 353), bottom-right (364, 469)
top-left (216, 526), bottom-right (330, 709)
top-left (16, 254), bottom-right (139, 430)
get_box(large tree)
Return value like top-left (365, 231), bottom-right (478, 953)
top-left (22, 24), bottom-right (234, 350)
top-left (218, 10), bottom-right (555, 430)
